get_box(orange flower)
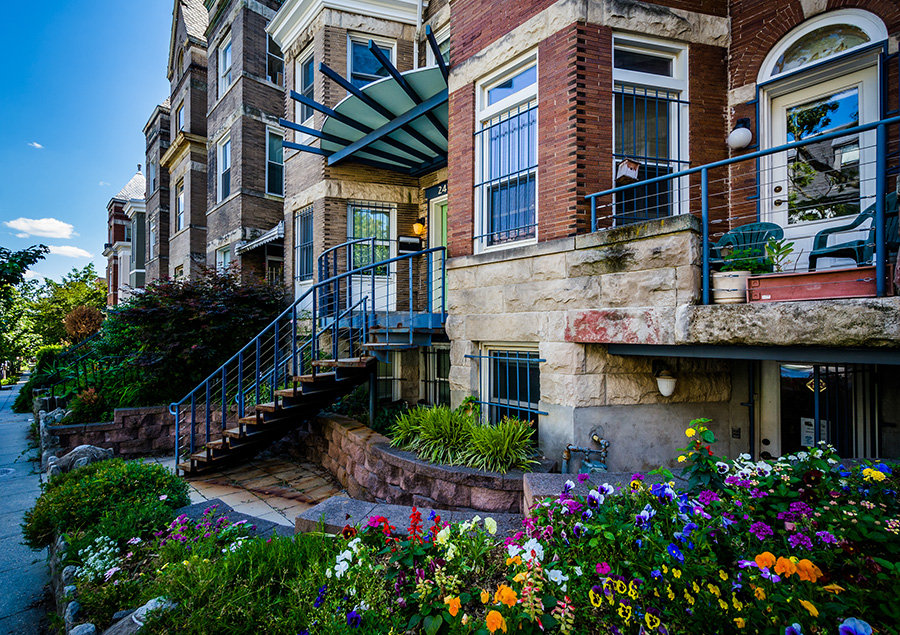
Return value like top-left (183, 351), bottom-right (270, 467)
top-left (754, 552), bottom-right (776, 569)
top-left (494, 584), bottom-right (518, 608)
top-left (823, 583), bottom-right (845, 594)
top-left (796, 559), bottom-right (823, 582)
top-left (506, 555), bottom-right (522, 566)
top-left (754, 587), bottom-right (766, 600)
top-left (445, 596), bottom-right (461, 617)
top-left (480, 589), bottom-right (490, 603)
top-left (486, 610), bottom-right (507, 633)
top-left (799, 599), bottom-right (819, 617)
top-left (774, 557), bottom-right (797, 578)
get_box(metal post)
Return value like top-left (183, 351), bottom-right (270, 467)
top-left (255, 337), bottom-right (261, 408)
top-left (590, 197), bottom-right (596, 233)
top-left (701, 167), bottom-right (710, 305)
top-left (237, 352), bottom-right (244, 418)
top-left (813, 366), bottom-right (821, 447)
top-left (409, 256), bottom-right (414, 344)
top-left (875, 123), bottom-right (887, 297)
top-left (220, 366), bottom-right (227, 430)
top-left (174, 404), bottom-right (181, 467)
top-left (291, 306), bottom-right (297, 378)
top-left (426, 250), bottom-right (433, 315)
top-left (273, 322), bottom-right (280, 402)
top-left (441, 250), bottom-right (446, 316)
top-left (190, 393), bottom-right (197, 455)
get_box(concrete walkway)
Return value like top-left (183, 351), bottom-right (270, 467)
top-left (0, 377), bottom-right (48, 634)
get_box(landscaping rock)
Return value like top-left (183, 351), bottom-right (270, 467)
top-left (61, 565), bottom-right (78, 586)
top-left (130, 597), bottom-right (176, 626)
top-left (48, 444), bottom-right (114, 477)
top-left (64, 599), bottom-right (81, 628)
top-left (111, 609), bottom-right (135, 621)
top-left (101, 615), bottom-right (142, 635)
top-left (64, 584), bottom-right (76, 597)
top-left (70, 624), bottom-right (97, 635)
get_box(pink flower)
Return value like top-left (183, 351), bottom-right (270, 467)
top-left (159, 494), bottom-right (168, 501)
top-left (596, 562), bottom-right (611, 576)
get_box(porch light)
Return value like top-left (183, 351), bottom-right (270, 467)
top-left (727, 118), bottom-right (753, 150)
top-left (652, 360), bottom-right (677, 397)
top-left (412, 217), bottom-right (427, 238)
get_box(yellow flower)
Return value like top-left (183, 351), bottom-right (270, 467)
top-left (480, 589), bottom-right (490, 603)
top-left (719, 570), bottom-right (728, 581)
top-left (628, 580), bottom-right (640, 599)
top-left (708, 583), bottom-right (721, 597)
top-left (486, 610), bottom-right (507, 634)
top-left (667, 586), bottom-right (675, 601)
top-left (445, 596), bottom-right (461, 617)
top-left (484, 517), bottom-right (498, 535)
top-left (754, 587), bottom-right (766, 600)
top-left (645, 613), bottom-right (661, 630)
top-left (732, 595), bottom-right (743, 611)
top-left (662, 565), bottom-right (668, 574)
top-left (735, 617), bottom-right (746, 628)
top-left (613, 579), bottom-right (627, 594)
top-left (673, 569), bottom-right (682, 579)
top-left (617, 603), bottom-right (633, 623)
top-left (718, 599), bottom-right (729, 611)
top-left (589, 588), bottom-right (604, 607)
top-left (678, 455), bottom-right (687, 463)
top-left (505, 555), bottom-right (521, 567)
top-left (692, 581), bottom-right (699, 593)
top-left (513, 571), bottom-right (527, 583)
top-left (799, 599), bottom-right (819, 617)
top-left (823, 584), bottom-right (845, 594)
top-left (630, 479), bottom-right (643, 490)
top-left (685, 428), bottom-right (696, 437)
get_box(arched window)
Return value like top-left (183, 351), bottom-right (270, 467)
top-left (177, 50), bottom-right (185, 77)
top-left (759, 9), bottom-right (887, 82)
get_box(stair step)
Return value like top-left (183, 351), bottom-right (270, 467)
top-left (255, 401), bottom-right (279, 413)
top-left (239, 415), bottom-right (258, 424)
top-left (294, 371), bottom-right (337, 383)
top-left (274, 388), bottom-right (299, 399)
top-left (311, 357), bottom-right (374, 368)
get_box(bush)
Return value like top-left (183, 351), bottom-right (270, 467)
top-left (22, 459), bottom-right (189, 550)
top-left (390, 405), bottom-right (538, 474)
top-left (64, 387), bottom-right (111, 424)
top-left (64, 305), bottom-right (104, 343)
top-left (12, 344), bottom-right (64, 413)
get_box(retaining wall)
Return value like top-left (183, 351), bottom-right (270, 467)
top-left (49, 406), bottom-right (175, 458)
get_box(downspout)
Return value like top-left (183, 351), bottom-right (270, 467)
top-left (413, 0), bottom-right (424, 69)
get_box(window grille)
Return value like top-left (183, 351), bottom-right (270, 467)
top-left (466, 350), bottom-right (545, 432)
top-left (422, 346), bottom-right (450, 406)
top-left (348, 201), bottom-right (393, 274)
top-left (294, 206), bottom-right (314, 282)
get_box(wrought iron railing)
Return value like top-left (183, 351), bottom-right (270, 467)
top-left (587, 114), bottom-right (900, 303)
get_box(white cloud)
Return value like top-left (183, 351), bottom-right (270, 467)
top-left (27, 141), bottom-right (43, 149)
top-left (4, 217), bottom-right (76, 239)
top-left (15, 233), bottom-right (28, 238)
top-left (99, 181), bottom-right (110, 186)
top-left (48, 245), bottom-right (92, 259)
top-left (23, 270), bottom-right (44, 280)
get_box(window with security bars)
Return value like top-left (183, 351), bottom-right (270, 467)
top-left (479, 349), bottom-right (542, 426)
top-left (377, 353), bottom-right (399, 402)
top-left (475, 63), bottom-right (537, 248)
top-left (422, 346), bottom-right (450, 406)
top-left (348, 201), bottom-right (393, 274)
top-left (294, 206), bottom-right (313, 282)
top-left (613, 86), bottom-right (687, 223)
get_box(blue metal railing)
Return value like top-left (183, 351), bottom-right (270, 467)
top-left (169, 244), bottom-right (446, 466)
top-left (587, 114), bottom-right (900, 303)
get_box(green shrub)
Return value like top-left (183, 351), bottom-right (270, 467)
top-left (64, 387), bottom-right (111, 424)
top-left (22, 459), bottom-right (189, 549)
top-left (411, 406), bottom-right (472, 466)
top-left (12, 344), bottom-right (64, 412)
top-left (463, 417), bottom-right (538, 474)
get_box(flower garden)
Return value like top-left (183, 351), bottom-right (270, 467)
top-left (25, 419), bottom-right (899, 634)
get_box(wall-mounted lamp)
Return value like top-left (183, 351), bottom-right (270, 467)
top-left (652, 360), bottom-right (677, 397)
top-left (727, 117), bottom-right (753, 150)
top-left (412, 217), bottom-right (427, 239)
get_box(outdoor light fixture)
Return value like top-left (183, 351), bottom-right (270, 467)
top-left (412, 217), bottom-right (427, 238)
top-left (727, 118), bottom-right (753, 150)
top-left (652, 360), bottom-right (677, 397)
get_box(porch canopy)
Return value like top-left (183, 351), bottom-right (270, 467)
top-left (281, 28), bottom-right (448, 177)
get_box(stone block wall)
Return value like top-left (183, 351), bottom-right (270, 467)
top-left (48, 406), bottom-right (176, 459)
top-left (303, 413), bottom-right (527, 513)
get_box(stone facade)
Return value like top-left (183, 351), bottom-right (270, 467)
top-left (143, 102), bottom-right (171, 283)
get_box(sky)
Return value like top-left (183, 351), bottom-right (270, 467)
top-left (0, 1), bottom-right (173, 284)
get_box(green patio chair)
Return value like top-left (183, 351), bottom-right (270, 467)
top-left (709, 222), bottom-right (784, 271)
top-left (808, 192), bottom-right (899, 271)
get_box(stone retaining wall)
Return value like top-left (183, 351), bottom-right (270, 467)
top-left (304, 413), bottom-right (526, 513)
top-left (48, 406), bottom-right (175, 458)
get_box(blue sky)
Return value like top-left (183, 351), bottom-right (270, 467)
top-left (0, 1), bottom-right (172, 283)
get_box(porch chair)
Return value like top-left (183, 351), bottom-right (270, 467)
top-left (808, 192), bottom-right (900, 271)
top-left (708, 222), bottom-right (784, 271)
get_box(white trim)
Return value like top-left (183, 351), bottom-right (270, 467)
top-left (216, 245), bottom-right (232, 271)
top-left (265, 127), bottom-right (285, 197)
top-left (474, 52), bottom-right (539, 254)
top-left (295, 45), bottom-right (316, 128)
top-left (175, 178), bottom-right (185, 232)
top-left (758, 9), bottom-right (887, 82)
top-left (425, 24), bottom-right (450, 67)
top-left (219, 35), bottom-right (234, 97)
top-left (217, 134), bottom-right (232, 203)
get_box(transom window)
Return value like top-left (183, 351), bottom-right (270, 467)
top-left (349, 36), bottom-right (393, 89)
top-left (266, 130), bottom-right (284, 196)
top-left (294, 205), bottom-right (314, 282)
top-left (612, 36), bottom-right (688, 225)
top-left (475, 58), bottom-right (538, 250)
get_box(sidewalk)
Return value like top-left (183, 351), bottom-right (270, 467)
top-left (0, 377), bottom-right (48, 635)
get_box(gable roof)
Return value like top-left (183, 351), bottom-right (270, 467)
top-left (168, 0), bottom-right (208, 80)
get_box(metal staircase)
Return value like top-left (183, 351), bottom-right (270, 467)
top-left (170, 240), bottom-right (446, 474)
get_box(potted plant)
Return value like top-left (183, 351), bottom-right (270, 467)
top-left (711, 247), bottom-right (773, 304)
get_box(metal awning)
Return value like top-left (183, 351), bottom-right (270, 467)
top-left (281, 26), bottom-right (448, 176)
top-left (237, 220), bottom-right (284, 254)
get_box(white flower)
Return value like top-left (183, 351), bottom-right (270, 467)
top-left (521, 538), bottom-right (544, 563)
top-left (797, 451), bottom-right (808, 460)
top-left (459, 521), bottom-right (473, 533)
top-left (436, 526), bottom-right (451, 545)
top-left (334, 560), bottom-right (350, 578)
top-left (446, 543), bottom-right (457, 561)
top-left (348, 537), bottom-right (362, 554)
top-left (472, 515), bottom-right (481, 523)
top-left (484, 518), bottom-right (497, 535)
top-left (574, 566), bottom-right (583, 577)
top-left (338, 549), bottom-right (352, 563)
top-left (739, 453), bottom-right (751, 461)
top-left (827, 458), bottom-right (838, 465)
top-left (326, 568), bottom-right (333, 578)
top-left (507, 544), bottom-right (522, 559)
top-left (547, 569), bottom-right (569, 591)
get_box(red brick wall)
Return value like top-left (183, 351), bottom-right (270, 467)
top-left (447, 83), bottom-right (476, 258)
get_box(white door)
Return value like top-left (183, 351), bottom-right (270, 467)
top-left (429, 196), bottom-right (448, 313)
top-left (348, 204), bottom-right (396, 313)
top-left (764, 66), bottom-right (879, 271)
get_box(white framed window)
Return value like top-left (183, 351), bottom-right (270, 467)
top-left (612, 34), bottom-right (689, 225)
top-left (218, 135), bottom-right (231, 202)
top-left (294, 205), bottom-right (314, 282)
top-left (266, 34), bottom-right (284, 85)
top-left (175, 179), bottom-right (185, 231)
top-left (348, 34), bottom-right (394, 89)
top-left (149, 219), bottom-right (157, 260)
top-left (176, 103), bottom-right (185, 132)
top-left (475, 55), bottom-right (538, 251)
top-left (219, 37), bottom-right (233, 95)
top-left (296, 49), bottom-right (315, 125)
top-left (426, 25), bottom-right (450, 67)
top-left (216, 246), bottom-right (232, 271)
top-left (266, 129), bottom-right (284, 196)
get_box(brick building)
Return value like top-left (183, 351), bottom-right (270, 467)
top-left (102, 168), bottom-right (146, 306)
top-left (160, 0), bottom-right (209, 281)
top-left (263, 0), bottom-right (900, 470)
top-left (143, 100), bottom-right (171, 283)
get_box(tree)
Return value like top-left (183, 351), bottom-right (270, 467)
top-left (29, 263), bottom-right (106, 345)
top-left (0, 245), bottom-right (48, 292)
top-left (0, 286), bottom-right (41, 367)
top-left (64, 306), bottom-right (104, 343)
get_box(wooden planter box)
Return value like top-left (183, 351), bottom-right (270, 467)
top-left (747, 266), bottom-right (880, 303)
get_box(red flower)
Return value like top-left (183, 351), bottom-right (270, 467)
top-left (341, 525), bottom-right (357, 539)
